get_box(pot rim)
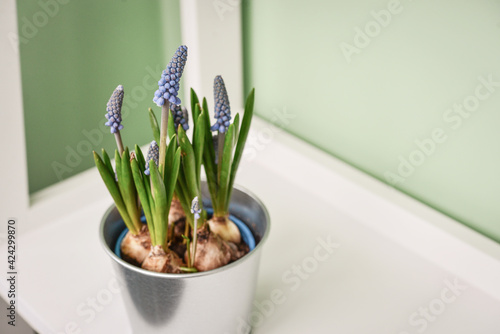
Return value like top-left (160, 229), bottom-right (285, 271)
top-left (99, 183), bottom-right (270, 279)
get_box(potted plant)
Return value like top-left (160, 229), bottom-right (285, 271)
top-left (95, 45), bottom-right (270, 333)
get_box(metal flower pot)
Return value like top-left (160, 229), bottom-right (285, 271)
top-left (99, 183), bottom-right (270, 333)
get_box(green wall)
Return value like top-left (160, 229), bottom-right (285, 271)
top-left (17, 0), bottom-right (181, 193)
top-left (243, 0), bottom-right (500, 242)
top-left (18, 0), bottom-right (500, 243)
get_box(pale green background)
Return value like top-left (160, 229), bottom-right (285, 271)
top-left (18, 0), bottom-right (499, 242)
top-left (243, 0), bottom-right (500, 242)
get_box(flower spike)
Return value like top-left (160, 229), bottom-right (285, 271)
top-left (153, 45), bottom-right (188, 107)
top-left (105, 85), bottom-right (124, 133)
top-left (170, 104), bottom-right (189, 131)
top-left (144, 140), bottom-right (159, 176)
top-left (105, 85), bottom-right (125, 154)
top-left (210, 76), bottom-right (231, 133)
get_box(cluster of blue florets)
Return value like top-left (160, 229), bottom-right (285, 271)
top-left (144, 141), bottom-right (159, 176)
top-left (153, 45), bottom-right (188, 107)
top-left (210, 76), bottom-right (231, 133)
top-left (171, 104), bottom-right (189, 131)
top-left (105, 85), bottom-right (124, 133)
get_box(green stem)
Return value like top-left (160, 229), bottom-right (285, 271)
top-left (184, 222), bottom-right (189, 245)
top-left (217, 132), bottom-right (225, 185)
top-left (180, 267), bottom-right (198, 273)
top-left (159, 102), bottom-right (170, 177)
top-left (182, 235), bottom-right (191, 268)
top-left (114, 131), bottom-right (124, 156)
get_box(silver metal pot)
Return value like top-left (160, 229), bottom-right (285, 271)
top-left (99, 183), bottom-right (270, 333)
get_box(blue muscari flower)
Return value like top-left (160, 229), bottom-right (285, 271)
top-left (210, 75), bottom-right (231, 134)
top-left (105, 85), bottom-right (124, 133)
top-left (144, 141), bottom-right (159, 176)
top-left (153, 45), bottom-right (188, 107)
top-left (170, 104), bottom-right (189, 131)
top-left (191, 196), bottom-right (201, 220)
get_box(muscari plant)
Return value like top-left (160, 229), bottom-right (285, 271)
top-left (200, 76), bottom-right (255, 244)
top-left (94, 85), bottom-right (149, 265)
top-left (94, 44), bottom-right (255, 273)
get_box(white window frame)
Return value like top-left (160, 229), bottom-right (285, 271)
top-left (1, 0), bottom-right (30, 219)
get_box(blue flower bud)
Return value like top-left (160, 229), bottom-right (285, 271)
top-left (211, 75), bottom-right (231, 133)
top-left (169, 96), bottom-right (180, 105)
top-left (170, 104), bottom-right (189, 131)
top-left (153, 45), bottom-right (188, 107)
top-left (105, 85), bottom-right (124, 133)
top-left (144, 141), bottom-right (159, 176)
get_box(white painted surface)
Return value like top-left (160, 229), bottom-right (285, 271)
top-left (1, 117), bottom-right (499, 333)
top-left (180, 0), bottom-right (244, 109)
top-left (0, 0), bottom-right (29, 221)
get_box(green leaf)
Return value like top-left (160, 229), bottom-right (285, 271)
top-left (164, 135), bottom-right (178, 187)
top-left (190, 88), bottom-right (200, 126)
top-left (115, 149), bottom-right (124, 196)
top-left (134, 145), bottom-right (146, 173)
top-left (93, 151), bottom-right (137, 234)
top-left (134, 145), bottom-right (151, 205)
top-left (233, 113), bottom-right (240, 145)
top-left (149, 161), bottom-right (168, 247)
top-left (226, 89), bottom-right (255, 208)
top-left (193, 109), bottom-right (205, 191)
top-left (165, 148), bottom-right (181, 215)
top-left (217, 124), bottom-right (235, 215)
top-left (101, 149), bottom-right (114, 175)
top-left (175, 177), bottom-right (194, 228)
top-left (178, 126), bottom-right (199, 200)
top-left (202, 97), bottom-right (210, 122)
top-left (167, 107), bottom-right (176, 141)
top-left (143, 171), bottom-right (154, 221)
top-left (149, 108), bottom-right (160, 144)
top-left (201, 98), bottom-right (218, 208)
top-left (120, 148), bottom-right (141, 230)
top-left (131, 158), bottom-right (155, 240)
